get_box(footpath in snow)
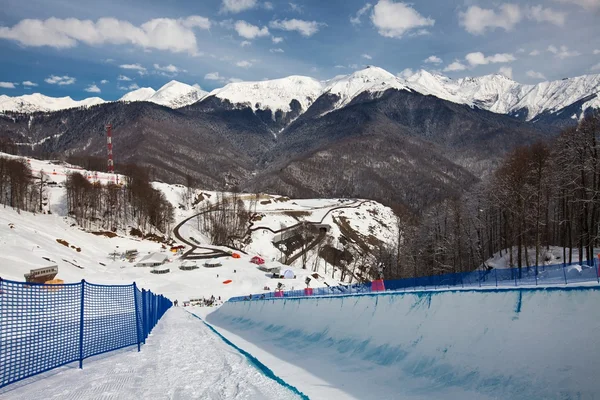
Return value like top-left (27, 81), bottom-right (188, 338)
top-left (0, 308), bottom-right (303, 400)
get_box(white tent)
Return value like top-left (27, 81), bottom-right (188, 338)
top-left (283, 269), bottom-right (295, 279)
top-left (135, 252), bottom-right (168, 267)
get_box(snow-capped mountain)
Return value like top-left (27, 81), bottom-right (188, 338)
top-left (322, 66), bottom-right (409, 111)
top-left (146, 80), bottom-right (207, 108)
top-left (0, 93), bottom-right (105, 113)
top-left (207, 76), bottom-right (324, 113)
top-left (118, 87), bottom-right (156, 102)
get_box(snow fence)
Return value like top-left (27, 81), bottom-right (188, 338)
top-left (0, 278), bottom-right (172, 389)
top-left (208, 287), bottom-right (600, 400)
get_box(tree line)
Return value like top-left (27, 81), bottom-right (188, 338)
top-left (0, 156), bottom-right (45, 213)
top-left (382, 112), bottom-right (600, 280)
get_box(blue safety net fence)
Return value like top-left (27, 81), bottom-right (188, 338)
top-left (0, 278), bottom-right (171, 389)
top-left (230, 259), bottom-right (600, 302)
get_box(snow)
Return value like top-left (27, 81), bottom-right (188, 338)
top-left (0, 93), bottom-right (105, 113)
top-left (0, 308), bottom-right (303, 400)
top-left (118, 87), bottom-right (156, 102)
top-left (208, 76), bottom-right (324, 114)
top-left (206, 287), bottom-right (600, 400)
top-left (145, 80), bottom-right (207, 108)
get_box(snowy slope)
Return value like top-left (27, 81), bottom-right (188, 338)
top-left (146, 80), bottom-right (207, 108)
top-left (322, 66), bottom-right (410, 110)
top-left (208, 76), bottom-right (324, 113)
top-left (118, 87), bottom-right (156, 102)
top-left (0, 93), bottom-right (105, 113)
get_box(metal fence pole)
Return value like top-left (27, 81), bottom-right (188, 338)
top-left (79, 279), bottom-right (85, 369)
top-left (141, 288), bottom-right (147, 343)
top-left (495, 269), bottom-right (498, 287)
top-left (563, 263), bottom-right (568, 285)
top-left (133, 283), bottom-right (141, 352)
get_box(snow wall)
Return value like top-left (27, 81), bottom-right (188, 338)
top-left (207, 287), bottom-right (600, 400)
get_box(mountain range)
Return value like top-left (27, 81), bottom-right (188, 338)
top-left (1, 66), bottom-right (598, 124)
top-left (0, 66), bottom-right (598, 215)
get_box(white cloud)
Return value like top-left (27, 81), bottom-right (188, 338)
top-left (118, 75), bottom-right (131, 81)
top-left (517, 48), bottom-right (525, 53)
top-left (591, 63), bottom-right (600, 71)
top-left (529, 49), bottom-right (541, 56)
top-left (22, 81), bottom-right (38, 87)
top-left (498, 66), bottom-right (513, 79)
top-left (153, 63), bottom-right (180, 73)
top-left (270, 48), bottom-right (284, 53)
top-left (236, 60), bottom-right (253, 68)
top-left (547, 45), bottom-right (580, 59)
top-left (465, 52), bottom-right (516, 66)
top-left (45, 75), bottom-right (75, 85)
top-left (205, 72), bottom-right (224, 81)
top-left (0, 82), bottom-right (16, 89)
top-left (397, 68), bottom-right (414, 79)
top-left (85, 84), bottom-right (101, 93)
top-left (227, 77), bottom-right (243, 83)
top-left (593, 49), bottom-right (600, 55)
top-left (371, 0), bottom-right (434, 39)
top-left (264, 2), bottom-right (274, 10)
top-left (269, 19), bottom-right (324, 37)
top-left (192, 83), bottom-right (203, 90)
top-left (272, 36), bottom-right (283, 43)
top-left (234, 20), bottom-right (269, 39)
top-left (0, 16), bottom-right (211, 55)
top-left (362, 54), bottom-right (373, 60)
top-left (526, 70), bottom-right (547, 79)
top-left (334, 65), bottom-right (346, 69)
top-left (350, 3), bottom-right (373, 26)
top-left (221, 0), bottom-right (257, 13)
top-left (424, 55), bottom-right (442, 64)
top-left (100, 79), bottom-right (109, 84)
top-left (527, 5), bottom-right (566, 26)
top-left (459, 4), bottom-right (521, 35)
top-left (240, 40), bottom-right (252, 47)
top-left (554, 0), bottom-right (600, 10)
top-left (119, 63), bottom-right (147, 74)
top-left (348, 64), bottom-right (360, 69)
top-left (443, 61), bottom-right (467, 72)
top-left (289, 2), bottom-right (303, 12)
top-left (128, 83), bottom-right (140, 90)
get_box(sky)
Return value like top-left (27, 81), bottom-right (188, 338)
top-left (0, 0), bottom-right (599, 100)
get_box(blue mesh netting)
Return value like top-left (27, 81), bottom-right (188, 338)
top-left (0, 279), bottom-right (172, 389)
top-left (229, 260), bottom-right (600, 302)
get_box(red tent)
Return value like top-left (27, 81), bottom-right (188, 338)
top-left (250, 256), bottom-right (265, 265)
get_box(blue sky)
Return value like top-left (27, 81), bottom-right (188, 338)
top-left (0, 0), bottom-right (599, 100)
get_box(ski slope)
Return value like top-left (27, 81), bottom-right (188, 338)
top-left (205, 287), bottom-right (600, 400)
top-left (0, 308), bottom-right (304, 400)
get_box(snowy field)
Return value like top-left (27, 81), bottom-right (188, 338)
top-left (0, 308), bottom-right (304, 400)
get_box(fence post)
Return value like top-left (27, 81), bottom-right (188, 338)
top-left (141, 288), bottom-right (147, 343)
top-left (597, 255), bottom-right (600, 284)
top-left (495, 269), bottom-right (498, 287)
top-left (133, 282), bottom-right (141, 352)
top-left (563, 263), bottom-right (568, 285)
top-left (79, 279), bottom-right (85, 369)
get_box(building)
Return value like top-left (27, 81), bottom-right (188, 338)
top-left (204, 260), bottom-right (222, 268)
top-left (135, 252), bottom-right (168, 268)
top-left (24, 266), bottom-right (58, 283)
top-left (179, 262), bottom-right (199, 271)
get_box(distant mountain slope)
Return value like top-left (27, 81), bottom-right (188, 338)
top-left (0, 93), bottom-right (105, 113)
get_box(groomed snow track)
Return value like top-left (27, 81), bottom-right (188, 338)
top-left (207, 286), bottom-right (600, 400)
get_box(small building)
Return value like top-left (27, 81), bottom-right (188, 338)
top-left (150, 267), bottom-right (170, 274)
top-left (180, 262), bottom-right (199, 271)
top-left (204, 260), bottom-right (223, 268)
top-left (258, 264), bottom-right (281, 274)
top-left (136, 252), bottom-right (168, 268)
top-left (24, 266), bottom-right (58, 283)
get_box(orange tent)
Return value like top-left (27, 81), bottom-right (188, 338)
top-left (223, 280), bottom-right (232, 284)
top-left (232, 253), bottom-right (241, 259)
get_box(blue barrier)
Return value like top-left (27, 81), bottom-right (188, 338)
top-left (0, 278), bottom-right (171, 389)
top-left (230, 259), bottom-right (600, 302)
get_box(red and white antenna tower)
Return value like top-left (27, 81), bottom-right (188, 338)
top-left (106, 124), bottom-right (115, 175)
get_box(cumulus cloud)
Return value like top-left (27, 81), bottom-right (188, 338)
top-left (45, 75), bottom-right (75, 85)
top-left (289, 2), bottom-right (303, 12)
top-left (119, 63), bottom-right (147, 75)
top-left (236, 60), bottom-right (253, 68)
top-left (22, 81), bottom-right (38, 87)
top-left (205, 72), bottom-right (242, 83)
top-left (554, 0), bottom-right (600, 10)
top-left (0, 82), bottom-right (16, 89)
top-left (526, 70), bottom-right (547, 79)
top-left (350, 3), bottom-right (373, 26)
top-left (234, 20), bottom-right (269, 39)
top-left (240, 40), bottom-right (252, 47)
top-left (0, 16), bottom-right (211, 55)
top-left (460, 4), bottom-right (566, 35)
top-left (263, 2), bottom-right (274, 10)
top-left (498, 66), bottom-right (513, 79)
top-left (371, 0), bottom-right (434, 38)
top-left (221, 0), bottom-right (257, 13)
top-left (270, 48), bottom-right (284, 53)
top-left (424, 55), bottom-right (442, 64)
top-left (529, 49), bottom-right (541, 56)
top-left (362, 54), bottom-right (372, 60)
top-left (547, 45), bottom-right (580, 59)
top-left (271, 36), bottom-right (283, 43)
top-left (465, 52), bottom-right (516, 66)
top-left (593, 49), bottom-right (600, 55)
top-left (397, 68), bottom-right (414, 79)
top-left (118, 75), bottom-right (131, 81)
top-left (85, 84), bottom-right (101, 93)
top-left (443, 61), bottom-right (467, 72)
top-left (153, 63), bottom-right (180, 73)
top-left (100, 80), bottom-right (109, 84)
top-left (269, 19), bottom-right (324, 37)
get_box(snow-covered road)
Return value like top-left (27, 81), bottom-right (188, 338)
top-left (0, 308), bottom-right (303, 400)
